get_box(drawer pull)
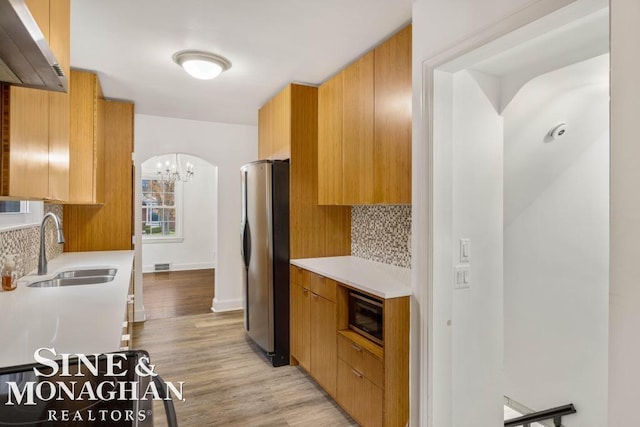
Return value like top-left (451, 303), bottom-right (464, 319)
top-left (351, 369), bottom-right (363, 379)
top-left (311, 293), bottom-right (318, 299)
top-left (351, 343), bottom-right (362, 352)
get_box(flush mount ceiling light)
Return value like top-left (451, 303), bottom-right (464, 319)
top-left (172, 50), bottom-right (232, 80)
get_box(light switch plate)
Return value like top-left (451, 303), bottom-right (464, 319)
top-left (454, 265), bottom-right (470, 289)
top-left (459, 238), bottom-right (470, 263)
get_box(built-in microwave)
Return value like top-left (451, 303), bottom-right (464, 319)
top-left (348, 291), bottom-right (384, 345)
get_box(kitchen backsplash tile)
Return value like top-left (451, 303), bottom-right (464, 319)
top-left (351, 205), bottom-right (411, 268)
top-left (0, 204), bottom-right (64, 278)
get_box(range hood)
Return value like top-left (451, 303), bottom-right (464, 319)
top-left (0, 0), bottom-right (67, 92)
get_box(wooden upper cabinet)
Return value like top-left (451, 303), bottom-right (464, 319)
top-left (374, 25), bottom-right (412, 204)
top-left (317, 24), bottom-right (412, 206)
top-left (0, 0), bottom-right (70, 200)
top-left (318, 71), bottom-right (343, 205)
top-left (342, 51), bottom-right (375, 205)
top-left (47, 0), bottom-right (70, 202)
top-left (68, 70), bottom-right (105, 204)
top-left (258, 85), bottom-right (292, 160)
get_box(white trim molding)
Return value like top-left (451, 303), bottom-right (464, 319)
top-left (211, 297), bottom-right (243, 313)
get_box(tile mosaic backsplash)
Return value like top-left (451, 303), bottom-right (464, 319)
top-left (351, 205), bottom-right (411, 268)
top-left (0, 204), bottom-right (64, 279)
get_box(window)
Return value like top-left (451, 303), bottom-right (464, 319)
top-left (141, 178), bottom-right (181, 240)
top-left (0, 201), bottom-right (43, 231)
top-left (0, 201), bottom-right (26, 213)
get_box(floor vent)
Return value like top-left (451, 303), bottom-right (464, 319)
top-left (154, 263), bottom-right (171, 272)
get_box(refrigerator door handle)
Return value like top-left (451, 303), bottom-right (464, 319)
top-left (241, 220), bottom-right (251, 268)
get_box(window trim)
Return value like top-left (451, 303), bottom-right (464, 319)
top-left (0, 201), bottom-right (43, 232)
top-left (141, 175), bottom-right (184, 242)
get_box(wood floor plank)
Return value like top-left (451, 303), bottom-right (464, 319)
top-left (133, 311), bottom-right (355, 427)
top-left (143, 270), bottom-right (215, 320)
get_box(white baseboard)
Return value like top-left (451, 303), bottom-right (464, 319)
top-left (142, 262), bottom-right (216, 273)
top-left (211, 297), bottom-right (243, 313)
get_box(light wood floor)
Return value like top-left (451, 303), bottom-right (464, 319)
top-left (142, 270), bottom-right (215, 320)
top-left (134, 306), bottom-right (355, 426)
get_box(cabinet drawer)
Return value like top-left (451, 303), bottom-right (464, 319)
top-left (337, 359), bottom-right (383, 427)
top-left (338, 333), bottom-right (384, 389)
top-left (307, 271), bottom-right (336, 302)
top-left (290, 265), bottom-right (303, 285)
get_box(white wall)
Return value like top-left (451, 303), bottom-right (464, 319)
top-left (140, 154), bottom-right (218, 272)
top-left (609, 1), bottom-right (640, 425)
top-left (134, 114), bottom-right (257, 319)
top-left (451, 70), bottom-right (504, 427)
top-left (503, 68), bottom-right (609, 426)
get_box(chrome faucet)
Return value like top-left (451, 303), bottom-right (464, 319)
top-left (38, 212), bottom-right (65, 275)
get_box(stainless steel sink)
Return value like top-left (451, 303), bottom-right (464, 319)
top-left (27, 268), bottom-right (117, 288)
top-left (54, 268), bottom-right (117, 279)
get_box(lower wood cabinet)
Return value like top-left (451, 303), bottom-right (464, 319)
top-left (290, 266), bottom-right (337, 397)
top-left (290, 282), bottom-right (310, 370)
top-left (290, 264), bottom-right (409, 427)
top-left (309, 291), bottom-right (337, 397)
top-left (337, 358), bottom-right (383, 427)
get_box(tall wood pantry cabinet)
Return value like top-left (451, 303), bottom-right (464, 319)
top-left (64, 100), bottom-right (134, 251)
top-left (258, 83), bottom-right (351, 259)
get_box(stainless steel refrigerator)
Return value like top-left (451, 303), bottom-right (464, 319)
top-left (240, 160), bottom-right (290, 367)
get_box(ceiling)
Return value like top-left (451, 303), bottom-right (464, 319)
top-left (503, 54), bottom-right (609, 225)
top-left (70, 0), bottom-right (412, 126)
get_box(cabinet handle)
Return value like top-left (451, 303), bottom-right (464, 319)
top-left (311, 293), bottom-right (318, 299)
top-left (351, 369), bottom-right (363, 379)
top-left (351, 343), bottom-right (362, 352)
top-left (303, 289), bottom-right (308, 294)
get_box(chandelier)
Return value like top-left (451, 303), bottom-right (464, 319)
top-left (156, 153), bottom-right (195, 183)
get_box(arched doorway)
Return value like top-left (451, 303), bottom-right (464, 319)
top-left (138, 153), bottom-right (218, 319)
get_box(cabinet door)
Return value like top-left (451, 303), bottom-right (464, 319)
top-left (318, 71), bottom-right (343, 205)
top-left (4, 0), bottom-right (50, 199)
top-left (342, 51), bottom-right (374, 205)
top-left (258, 85), bottom-right (291, 160)
top-left (337, 359), bottom-right (383, 427)
top-left (5, 86), bottom-right (49, 198)
top-left (374, 25), bottom-right (412, 204)
top-left (258, 100), bottom-right (272, 160)
top-left (310, 292), bottom-right (337, 397)
top-left (47, 0), bottom-right (70, 201)
top-left (290, 282), bottom-right (310, 370)
top-left (69, 70), bottom-right (105, 203)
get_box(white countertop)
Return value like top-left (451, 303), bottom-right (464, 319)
top-left (0, 250), bottom-right (134, 368)
top-left (291, 256), bottom-right (411, 299)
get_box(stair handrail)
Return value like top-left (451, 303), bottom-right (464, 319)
top-left (504, 403), bottom-right (576, 427)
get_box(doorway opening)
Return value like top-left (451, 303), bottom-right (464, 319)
top-left (428, 1), bottom-right (609, 426)
top-left (139, 153), bottom-right (218, 320)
